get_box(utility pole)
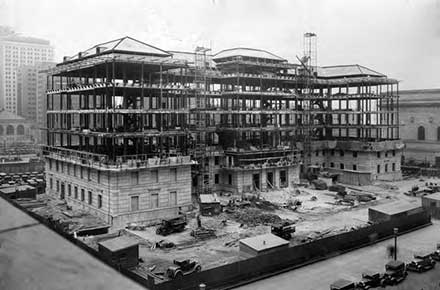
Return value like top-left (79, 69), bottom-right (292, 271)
top-left (393, 227), bottom-right (398, 260)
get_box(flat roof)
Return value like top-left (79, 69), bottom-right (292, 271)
top-left (240, 233), bottom-right (289, 252)
top-left (0, 196), bottom-right (143, 290)
top-left (369, 201), bottom-right (422, 216)
top-left (0, 185), bottom-right (35, 194)
top-left (423, 192), bottom-right (440, 201)
top-left (200, 193), bottom-right (220, 204)
top-left (99, 236), bottom-right (139, 252)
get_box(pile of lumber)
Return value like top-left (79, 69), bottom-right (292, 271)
top-left (190, 227), bottom-right (216, 240)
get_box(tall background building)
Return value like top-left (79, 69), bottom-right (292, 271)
top-left (17, 62), bottom-right (56, 143)
top-left (0, 26), bottom-right (54, 115)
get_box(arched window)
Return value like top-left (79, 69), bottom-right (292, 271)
top-left (417, 126), bottom-right (425, 140)
top-left (16, 124), bottom-right (24, 135)
top-left (6, 125), bottom-right (14, 135)
top-left (437, 127), bottom-right (440, 141)
top-left (0, 125), bottom-right (4, 135)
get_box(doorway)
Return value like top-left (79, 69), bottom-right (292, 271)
top-left (267, 172), bottom-right (274, 189)
top-left (253, 174), bottom-right (260, 191)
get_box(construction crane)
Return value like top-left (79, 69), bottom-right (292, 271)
top-left (193, 46), bottom-right (212, 195)
top-left (296, 32), bottom-right (317, 178)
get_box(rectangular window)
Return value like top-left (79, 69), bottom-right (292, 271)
top-left (392, 150), bottom-right (396, 157)
top-left (171, 168), bottom-right (177, 182)
top-left (74, 186), bottom-right (78, 199)
top-left (152, 170), bottom-right (158, 183)
top-left (315, 150), bottom-right (319, 157)
top-left (228, 174), bottom-right (232, 185)
top-left (80, 167), bottom-right (83, 179)
top-left (67, 164), bottom-right (70, 175)
top-left (88, 191), bottom-right (92, 205)
top-left (330, 162), bottom-right (334, 168)
top-left (49, 159), bottom-right (52, 170)
top-left (87, 168), bottom-right (91, 181)
top-left (61, 162), bottom-right (64, 173)
top-left (377, 164), bottom-right (381, 173)
top-left (215, 174), bottom-right (219, 184)
top-left (385, 164), bottom-right (388, 172)
top-left (385, 152), bottom-right (388, 158)
top-left (151, 193), bottom-right (159, 208)
top-left (392, 163), bottom-right (396, 171)
top-left (340, 163), bottom-right (345, 170)
top-left (56, 160), bottom-right (59, 171)
top-left (331, 150), bottom-right (335, 156)
top-left (214, 156), bottom-right (220, 165)
top-left (377, 152), bottom-right (381, 158)
top-left (73, 165), bottom-right (77, 177)
top-left (131, 171), bottom-right (139, 185)
top-left (50, 178), bottom-right (53, 189)
top-left (353, 151), bottom-right (357, 158)
top-left (131, 196), bottom-right (139, 211)
top-left (97, 171), bottom-right (101, 184)
top-left (280, 170), bottom-right (287, 187)
top-left (98, 195), bottom-right (102, 208)
top-left (352, 164), bottom-right (357, 171)
top-left (340, 150), bottom-right (344, 157)
top-left (68, 184), bottom-right (71, 196)
top-left (81, 189), bottom-right (85, 201)
top-left (170, 191), bottom-right (177, 206)
top-left (56, 180), bottom-right (60, 192)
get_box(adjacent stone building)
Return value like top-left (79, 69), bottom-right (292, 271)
top-left (399, 89), bottom-right (440, 166)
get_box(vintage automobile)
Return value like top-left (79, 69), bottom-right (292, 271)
top-left (407, 253), bottom-right (436, 273)
top-left (381, 260), bottom-right (407, 286)
top-left (356, 270), bottom-right (383, 289)
top-left (166, 259), bottom-right (202, 279)
top-left (330, 278), bottom-right (356, 290)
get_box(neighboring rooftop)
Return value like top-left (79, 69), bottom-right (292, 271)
top-left (0, 196), bottom-right (143, 290)
top-left (98, 236), bottom-right (139, 252)
top-left (423, 192), bottom-right (440, 201)
top-left (213, 47), bottom-right (286, 62)
top-left (0, 109), bottom-right (27, 121)
top-left (240, 233), bottom-right (289, 252)
top-left (369, 201), bottom-right (422, 216)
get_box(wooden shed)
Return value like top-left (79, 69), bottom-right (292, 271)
top-left (422, 192), bottom-right (440, 219)
top-left (368, 201), bottom-right (423, 223)
top-left (98, 236), bottom-right (139, 269)
top-left (0, 184), bottom-right (37, 199)
top-left (199, 193), bottom-right (222, 216)
top-left (239, 233), bottom-right (289, 258)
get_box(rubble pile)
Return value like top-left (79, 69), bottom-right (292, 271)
top-left (229, 208), bottom-right (288, 226)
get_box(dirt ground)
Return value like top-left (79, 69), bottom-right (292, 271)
top-left (86, 175), bottom-right (439, 280)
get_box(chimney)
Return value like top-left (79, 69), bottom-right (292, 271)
top-left (96, 46), bottom-right (105, 54)
top-left (78, 52), bottom-right (83, 58)
top-left (63, 56), bottom-right (69, 62)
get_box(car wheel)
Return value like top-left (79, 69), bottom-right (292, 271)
top-left (195, 265), bottom-right (202, 272)
top-left (174, 271), bottom-right (183, 279)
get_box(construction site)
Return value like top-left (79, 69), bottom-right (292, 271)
top-left (34, 33), bottom-right (426, 287)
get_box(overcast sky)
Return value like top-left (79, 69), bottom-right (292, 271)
top-left (1, 0), bottom-right (439, 90)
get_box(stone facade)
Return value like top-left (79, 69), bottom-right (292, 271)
top-left (399, 89), bottom-right (440, 165)
top-left (45, 157), bottom-right (193, 228)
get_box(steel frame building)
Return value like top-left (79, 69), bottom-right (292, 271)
top-left (44, 37), bottom-right (402, 227)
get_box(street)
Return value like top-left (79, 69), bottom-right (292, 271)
top-left (236, 221), bottom-right (440, 290)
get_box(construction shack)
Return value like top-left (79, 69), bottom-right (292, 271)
top-left (368, 201), bottom-right (424, 223)
top-left (199, 193), bottom-right (222, 216)
top-left (98, 236), bottom-right (139, 269)
top-left (0, 184), bottom-right (36, 199)
top-left (239, 233), bottom-right (289, 258)
top-left (422, 192), bottom-right (440, 219)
